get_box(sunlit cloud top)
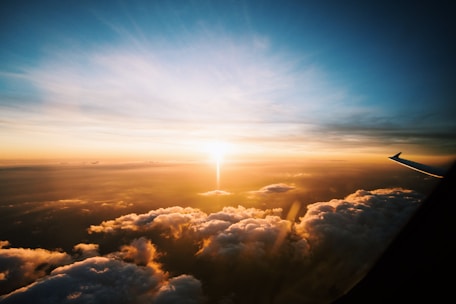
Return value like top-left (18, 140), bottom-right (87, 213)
top-left (1, 1), bottom-right (455, 160)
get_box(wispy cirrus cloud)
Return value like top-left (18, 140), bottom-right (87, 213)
top-left (0, 29), bottom-right (365, 158)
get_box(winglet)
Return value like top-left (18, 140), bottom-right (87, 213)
top-left (391, 152), bottom-right (402, 159)
top-left (388, 152), bottom-right (445, 178)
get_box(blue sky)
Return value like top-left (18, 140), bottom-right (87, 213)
top-left (1, 0), bottom-right (455, 161)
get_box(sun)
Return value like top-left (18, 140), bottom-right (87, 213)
top-left (206, 141), bottom-right (228, 163)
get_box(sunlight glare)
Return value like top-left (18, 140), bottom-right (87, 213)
top-left (206, 141), bottom-right (229, 190)
top-left (207, 141), bottom-right (228, 163)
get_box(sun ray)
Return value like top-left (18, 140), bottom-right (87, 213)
top-left (206, 141), bottom-right (228, 190)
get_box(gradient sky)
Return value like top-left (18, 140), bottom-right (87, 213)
top-left (1, 3), bottom-right (454, 301)
top-left (1, 0), bottom-right (455, 161)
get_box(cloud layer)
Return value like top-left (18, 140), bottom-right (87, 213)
top-left (1, 188), bottom-right (422, 303)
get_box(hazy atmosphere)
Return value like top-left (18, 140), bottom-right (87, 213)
top-left (1, 1), bottom-right (455, 303)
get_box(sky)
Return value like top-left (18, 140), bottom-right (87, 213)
top-left (1, 0), bottom-right (455, 162)
top-left (0, 1), bottom-right (455, 303)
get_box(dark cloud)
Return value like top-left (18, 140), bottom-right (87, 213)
top-left (0, 238), bottom-right (203, 304)
top-left (1, 257), bottom-right (160, 304)
top-left (0, 245), bottom-right (72, 295)
top-left (317, 114), bottom-right (456, 154)
top-left (154, 275), bottom-right (205, 304)
top-left (72, 243), bottom-right (99, 259)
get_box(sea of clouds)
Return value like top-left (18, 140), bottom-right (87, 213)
top-left (0, 188), bottom-right (422, 303)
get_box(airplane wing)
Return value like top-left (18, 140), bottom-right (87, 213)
top-left (389, 152), bottom-right (445, 178)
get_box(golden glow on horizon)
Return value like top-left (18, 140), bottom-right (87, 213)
top-left (1, 133), bottom-right (454, 167)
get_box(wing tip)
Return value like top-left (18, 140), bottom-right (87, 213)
top-left (390, 152), bottom-right (402, 159)
top-left (388, 152), bottom-right (446, 178)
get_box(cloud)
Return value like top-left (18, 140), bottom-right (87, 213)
top-left (0, 241), bottom-right (10, 249)
top-left (72, 243), bottom-right (99, 259)
top-left (88, 206), bottom-right (207, 234)
top-left (0, 239), bottom-right (203, 304)
top-left (1, 257), bottom-right (159, 304)
top-left (315, 113), bottom-right (456, 154)
top-left (0, 245), bottom-right (72, 295)
top-left (196, 215), bottom-right (297, 259)
top-left (198, 190), bottom-right (232, 196)
top-left (20, 37), bottom-right (303, 130)
top-left (90, 188), bottom-right (421, 302)
top-left (249, 183), bottom-right (296, 196)
top-left (154, 275), bottom-right (205, 304)
top-left (285, 188), bottom-right (422, 298)
top-left (88, 205), bottom-right (283, 237)
top-left (3, 188), bottom-right (422, 303)
top-left (297, 188), bottom-right (422, 244)
top-left (116, 237), bottom-right (161, 268)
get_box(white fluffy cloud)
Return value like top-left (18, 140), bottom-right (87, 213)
top-left (88, 190), bottom-right (419, 264)
top-left (88, 206), bottom-right (207, 235)
top-left (88, 188), bottom-right (421, 302)
top-left (196, 215), bottom-right (297, 259)
top-left (88, 205), bottom-right (283, 239)
top-left (291, 188), bottom-right (422, 296)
